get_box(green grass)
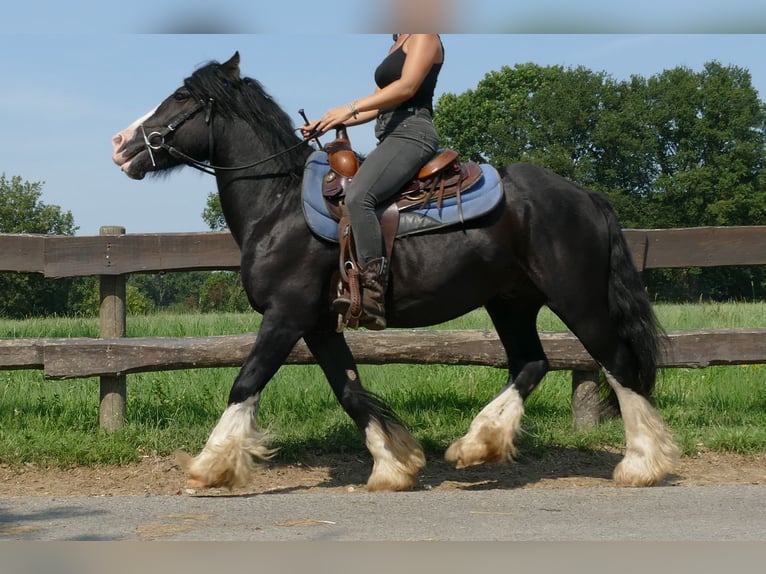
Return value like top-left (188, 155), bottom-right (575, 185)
top-left (1, 303), bottom-right (765, 467)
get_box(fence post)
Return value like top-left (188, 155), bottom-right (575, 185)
top-left (571, 370), bottom-right (601, 429)
top-left (99, 226), bottom-right (127, 431)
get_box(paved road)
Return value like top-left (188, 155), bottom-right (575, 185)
top-left (2, 485), bottom-right (765, 541)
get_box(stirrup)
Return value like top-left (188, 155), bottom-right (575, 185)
top-left (334, 262), bottom-right (364, 332)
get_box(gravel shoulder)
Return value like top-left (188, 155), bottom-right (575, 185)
top-left (2, 449), bottom-right (764, 498)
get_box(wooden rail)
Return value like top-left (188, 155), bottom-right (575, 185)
top-left (3, 226), bottom-right (766, 278)
top-left (2, 225), bottom-right (766, 430)
top-left (2, 329), bottom-right (765, 379)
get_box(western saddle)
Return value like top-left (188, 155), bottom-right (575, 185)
top-left (319, 126), bottom-right (484, 330)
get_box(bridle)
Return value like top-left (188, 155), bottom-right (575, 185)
top-left (140, 96), bottom-right (312, 177)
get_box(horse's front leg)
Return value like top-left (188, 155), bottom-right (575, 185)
top-left (304, 330), bottom-right (426, 491)
top-left (446, 300), bottom-right (549, 469)
top-left (178, 316), bottom-right (302, 490)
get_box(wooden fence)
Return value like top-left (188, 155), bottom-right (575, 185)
top-left (2, 225), bottom-right (766, 430)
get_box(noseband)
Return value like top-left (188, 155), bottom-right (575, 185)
top-left (140, 96), bottom-right (309, 177)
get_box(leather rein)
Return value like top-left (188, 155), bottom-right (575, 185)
top-left (140, 97), bottom-right (311, 177)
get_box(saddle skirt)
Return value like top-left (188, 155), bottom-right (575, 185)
top-left (301, 150), bottom-right (503, 242)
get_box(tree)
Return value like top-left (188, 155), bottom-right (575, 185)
top-left (0, 175), bottom-right (79, 318)
top-left (129, 272), bottom-right (211, 311)
top-left (642, 62), bottom-right (766, 228)
top-left (435, 63), bottom-right (567, 166)
top-left (0, 175), bottom-right (76, 235)
top-left (67, 276), bottom-right (156, 317)
top-left (199, 271), bottom-right (250, 312)
top-left (200, 193), bottom-right (252, 312)
top-left (202, 192), bottom-right (227, 231)
top-left (624, 63), bottom-right (766, 300)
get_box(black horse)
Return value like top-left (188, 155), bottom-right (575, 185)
top-left (112, 53), bottom-right (678, 491)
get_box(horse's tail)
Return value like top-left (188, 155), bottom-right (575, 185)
top-left (590, 192), bottom-right (663, 398)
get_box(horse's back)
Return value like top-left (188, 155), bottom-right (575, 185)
top-left (501, 162), bottom-right (594, 202)
top-left (500, 162), bottom-right (611, 232)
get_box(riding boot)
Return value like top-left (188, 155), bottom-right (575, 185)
top-left (359, 257), bottom-right (388, 330)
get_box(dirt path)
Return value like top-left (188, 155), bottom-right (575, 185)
top-left (2, 449), bottom-right (764, 498)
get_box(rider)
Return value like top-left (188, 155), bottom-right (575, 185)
top-left (301, 34), bottom-right (444, 330)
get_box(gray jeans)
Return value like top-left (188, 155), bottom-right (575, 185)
top-left (345, 108), bottom-right (439, 264)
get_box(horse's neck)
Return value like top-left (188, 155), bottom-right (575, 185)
top-left (213, 122), bottom-right (306, 244)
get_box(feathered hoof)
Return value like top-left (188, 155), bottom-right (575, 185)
top-left (175, 450), bottom-right (244, 490)
top-left (445, 427), bottom-right (515, 469)
top-left (364, 420), bottom-right (426, 491)
top-left (175, 439), bottom-right (276, 490)
top-left (612, 441), bottom-right (680, 487)
top-left (366, 469), bottom-right (419, 492)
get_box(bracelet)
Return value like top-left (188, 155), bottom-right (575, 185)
top-left (349, 101), bottom-right (359, 120)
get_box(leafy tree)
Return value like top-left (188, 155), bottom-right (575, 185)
top-left (0, 174), bottom-right (76, 235)
top-left (202, 192), bottom-right (227, 231)
top-left (0, 175), bottom-right (78, 318)
top-left (199, 271), bottom-right (249, 312)
top-left (645, 62), bottom-right (766, 228)
top-left (626, 63), bottom-right (766, 300)
top-left (200, 194), bottom-right (253, 312)
top-left (129, 272), bottom-right (210, 311)
top-left (435, 63), bottom-right (567, 165)
top-left (66, 276), bottom-right (99, 316)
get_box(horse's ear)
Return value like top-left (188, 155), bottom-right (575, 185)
top-left (221, 51), bottom-right (241, 81)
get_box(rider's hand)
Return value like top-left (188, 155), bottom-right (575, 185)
top-left (300, 120), bottom-right (321, 140)
top-left (313, 105), bottom-right (355, 135)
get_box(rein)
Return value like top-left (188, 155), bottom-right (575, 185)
top-left (141, 97), bottom-right (311, 177)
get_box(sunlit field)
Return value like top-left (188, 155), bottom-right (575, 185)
top-left (1, 303), bottom-right (765, 466)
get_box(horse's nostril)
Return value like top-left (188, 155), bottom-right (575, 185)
top-left (112, 133), bottom-right (124, 147)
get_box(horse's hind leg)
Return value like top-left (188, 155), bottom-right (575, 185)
top-left (446, 298), bottom-right (549, 468)
top-left (550, 299), bottom-right (679, 486)
top-left (304, 330), bottom-right (425, 491)
top-left (601, 368), bottom-right (679, 486)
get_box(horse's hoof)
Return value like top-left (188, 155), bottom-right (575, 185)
top-left (366, 473), bottom-right (417, 492)
top-left (446, 430), bottom-right (514, 469)
top-left (184, 478), bottom-right (207, 490)
top-left (174, 449), bottom-right (241, 490)
top-left (445, 440), bottom-right (481, 469)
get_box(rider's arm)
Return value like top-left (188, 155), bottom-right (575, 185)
top-left (304, 35), bottom-right (441, 136)
top-left (351, 35), bottom-right (441, 117)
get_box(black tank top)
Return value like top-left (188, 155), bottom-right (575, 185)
top-left (374, 36), bottom-right (443, 113)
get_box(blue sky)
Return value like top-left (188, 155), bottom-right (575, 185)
top-left (3, 1), bottom-right (766, 33)
top-left (1, 4), bottom-right (766, 235)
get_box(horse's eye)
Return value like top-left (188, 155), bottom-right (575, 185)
top-left (173, 91), bottom-right (189, 102)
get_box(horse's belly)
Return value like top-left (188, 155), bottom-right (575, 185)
top-left (387, 269), bottom-right (513, 328)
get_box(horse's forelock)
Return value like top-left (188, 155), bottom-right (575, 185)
top-left (185, 61), bottom-right (238, 108)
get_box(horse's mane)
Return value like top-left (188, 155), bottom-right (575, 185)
top-left (185, 60), bottom-right (308, 171)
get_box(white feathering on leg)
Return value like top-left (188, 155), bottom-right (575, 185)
top-left (365, 419), bottom-right (426, 491)
top-left (603, 369), bottom-right (679, 486)
top-left (445, 385), bottom-right (524, 468)
top-left (178, 396), bottom-right (276, 489)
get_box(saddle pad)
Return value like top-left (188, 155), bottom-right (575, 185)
top-left (301, 150), bottom-right (504, 243)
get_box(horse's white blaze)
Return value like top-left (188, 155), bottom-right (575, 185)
top-left (604, 370), bottom-right (679, 486)
top-left (445, 385), bottom-right (524, 468)
top-left (364, 419), bottom-right (426, 491)
top-left (179, 396), bottom-right (275, 489)
top-left (111, 106), bottom-right (158, 166)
